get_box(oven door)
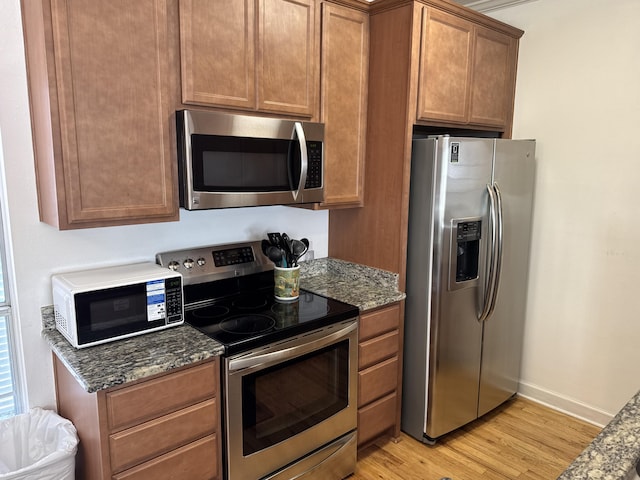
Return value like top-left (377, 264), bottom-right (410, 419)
top-left (224, 319), bottom-right (358, 480)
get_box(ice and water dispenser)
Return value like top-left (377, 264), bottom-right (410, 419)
top-left (454, 220), bottom-right (481, 284)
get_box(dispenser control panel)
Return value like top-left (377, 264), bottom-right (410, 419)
top-left (456, 221), bottom-right (481, 242)
top-left (454, 220), bottom-right (481, 284)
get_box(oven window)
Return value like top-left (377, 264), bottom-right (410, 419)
top-left (241, 340), bottom-right (349, 455)
top-left (191, 134), bottom-right (301, 192)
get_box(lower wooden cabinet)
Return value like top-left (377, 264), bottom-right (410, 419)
top-left (53, 356), bottom-right (222, 480)
top-left (111, 436), bottom-right (219, 480)
top-left (357, 393), bottom-right (397, 447)
top-left (357, 303), bottom-right (402, 447)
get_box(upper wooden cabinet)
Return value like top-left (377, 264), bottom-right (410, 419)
top-left (318, 2), bottom-right (368, 207)
top-left (416, 5), bottom-right (518, 130)
top-left (179, 0), bottom-right (256, 110)
top-left (180, 0), bottom-right (319, 117)
top-left (22, 0), bottom-right (179, 229)
top-left (417, 8), bottom-right (473, 124)
top-left (468, 24), bottom-right (518, 127)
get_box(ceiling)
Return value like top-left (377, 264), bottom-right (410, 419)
top-left (453, 0), bottom-right (538, 13)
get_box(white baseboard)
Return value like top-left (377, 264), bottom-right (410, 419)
top-left (517, 381), bottom-right (613, 428)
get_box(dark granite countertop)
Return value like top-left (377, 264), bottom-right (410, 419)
top-left (558, 390), bottom-right (640, 479)
top-left (41, 305), bottom-right (224, 393)
top-left (299, 258), bottom-right (406, 311)
top-left (42, 257), bottom-right (405, 394)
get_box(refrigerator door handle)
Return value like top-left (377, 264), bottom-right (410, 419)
top-left (485, 183), bottom-right (504, 320)
top-left (479, 183), bottom-right (499, 321)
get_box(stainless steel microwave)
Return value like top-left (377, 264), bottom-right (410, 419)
top-left (176, 109), bottom-right (324, 210)
top-left (52, 263), bottom-right (184, 349)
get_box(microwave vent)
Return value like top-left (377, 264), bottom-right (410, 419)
top-left (54, 308), bottom-right (68, 336)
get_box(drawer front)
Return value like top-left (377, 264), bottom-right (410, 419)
top-left (358, 356), bottom-right (398, 407)
top-left (107, 360), bottom-right (218, 431)
top-left (112, 435), bottom-right (219, 480)
top-left (110, 398), bottom-right (218, 473)
top-left (359, 330), bottom-right (399, 370)
top-left (359, 304), bottom-right (400, 341)
top-left (357, 392), bottom-right (397, 446)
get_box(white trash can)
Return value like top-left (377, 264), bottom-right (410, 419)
top-left (0, 407), bottom-right (78, 480)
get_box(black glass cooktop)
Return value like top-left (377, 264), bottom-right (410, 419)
top-left (185, 283), bottom-right (359, 355)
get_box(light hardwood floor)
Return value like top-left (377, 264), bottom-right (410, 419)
top-left (352, 397), bottom-right (602, 480)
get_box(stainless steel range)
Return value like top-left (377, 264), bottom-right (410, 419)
top-left (156, 241), bottom-right (359, 480)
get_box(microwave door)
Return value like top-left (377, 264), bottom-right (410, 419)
top-left (290, 122), bottom-right (308, 202)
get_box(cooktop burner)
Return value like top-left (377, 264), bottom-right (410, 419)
top-left (191, 305), bottom-right (230, 319)
top-left (232, 295), bottom-right (269, 310)
top-left (220, 315), bottom-right (276, 334)
top-left (185, 284), bottom-right (358, 355)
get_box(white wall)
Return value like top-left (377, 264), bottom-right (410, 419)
top-left (490, 0), bottom-right (640, 425)
top-left (0, 0), bottom-right (329, 412)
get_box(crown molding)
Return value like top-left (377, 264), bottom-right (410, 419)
top-left (455, 0), bottom-right (538, 13)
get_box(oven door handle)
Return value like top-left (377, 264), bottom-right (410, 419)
top-left (227, 320), bottom-right (357, 373)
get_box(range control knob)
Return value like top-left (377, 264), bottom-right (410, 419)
top-left (167, 260), bottom-right (180, 271)
top-left (183, 258), bottom-right (195, 269)
top-left (197, 257), bottom-right (206, 267)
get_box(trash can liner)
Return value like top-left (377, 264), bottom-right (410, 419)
top-left (0, 407), bottom-right (78, 480)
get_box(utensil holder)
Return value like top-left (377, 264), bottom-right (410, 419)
top-left (274, 265), bottom-right (300, 301)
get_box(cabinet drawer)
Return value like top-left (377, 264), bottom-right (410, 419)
top-left (110, 398), bottom-right (217, 473)
top-left (358, 356), bottom-right (398, 407)
top-left (357, 392), bottom-right (397, 446)
top-left (359, 330), bottom-right (399, 370)
top-left (359, 304), bottom-right (400, 341)
top-left (107, 361), bottom-right (218, 431)
top-left (112, 435), bottom-right (219, 480)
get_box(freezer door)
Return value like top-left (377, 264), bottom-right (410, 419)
top-left (478, 139), bottom-right (535, 417)
top-left (426, 137), bottom-right (494, 439)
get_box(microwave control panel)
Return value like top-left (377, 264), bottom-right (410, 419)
top-left (305, 142), bottom-right (323, 189)
top-left (163, 277), bottom-right (184, 323)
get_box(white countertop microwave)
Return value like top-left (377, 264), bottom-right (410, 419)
top-left (52, 263), bottom-right (183, 349)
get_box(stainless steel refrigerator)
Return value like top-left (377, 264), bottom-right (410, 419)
top-left (401, 136), bottom-right (535, 443)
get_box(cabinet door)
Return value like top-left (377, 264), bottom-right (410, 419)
top-left (357, 393), bottom-right (396, 447)
top-left (258, 0), bottom-right (318, 116)
top-left (180, 0), bottom-right (256, 109)
top-left (319, 3), bottom-right (368, 207)
top-left (112, 435), bottom-right (219, 480)
top-left (47, 0), bottom-right (177, 227)
top-left (468, 25), bottom-right (517, 128)
top-left (417, 7), bottom-right (473, 124)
